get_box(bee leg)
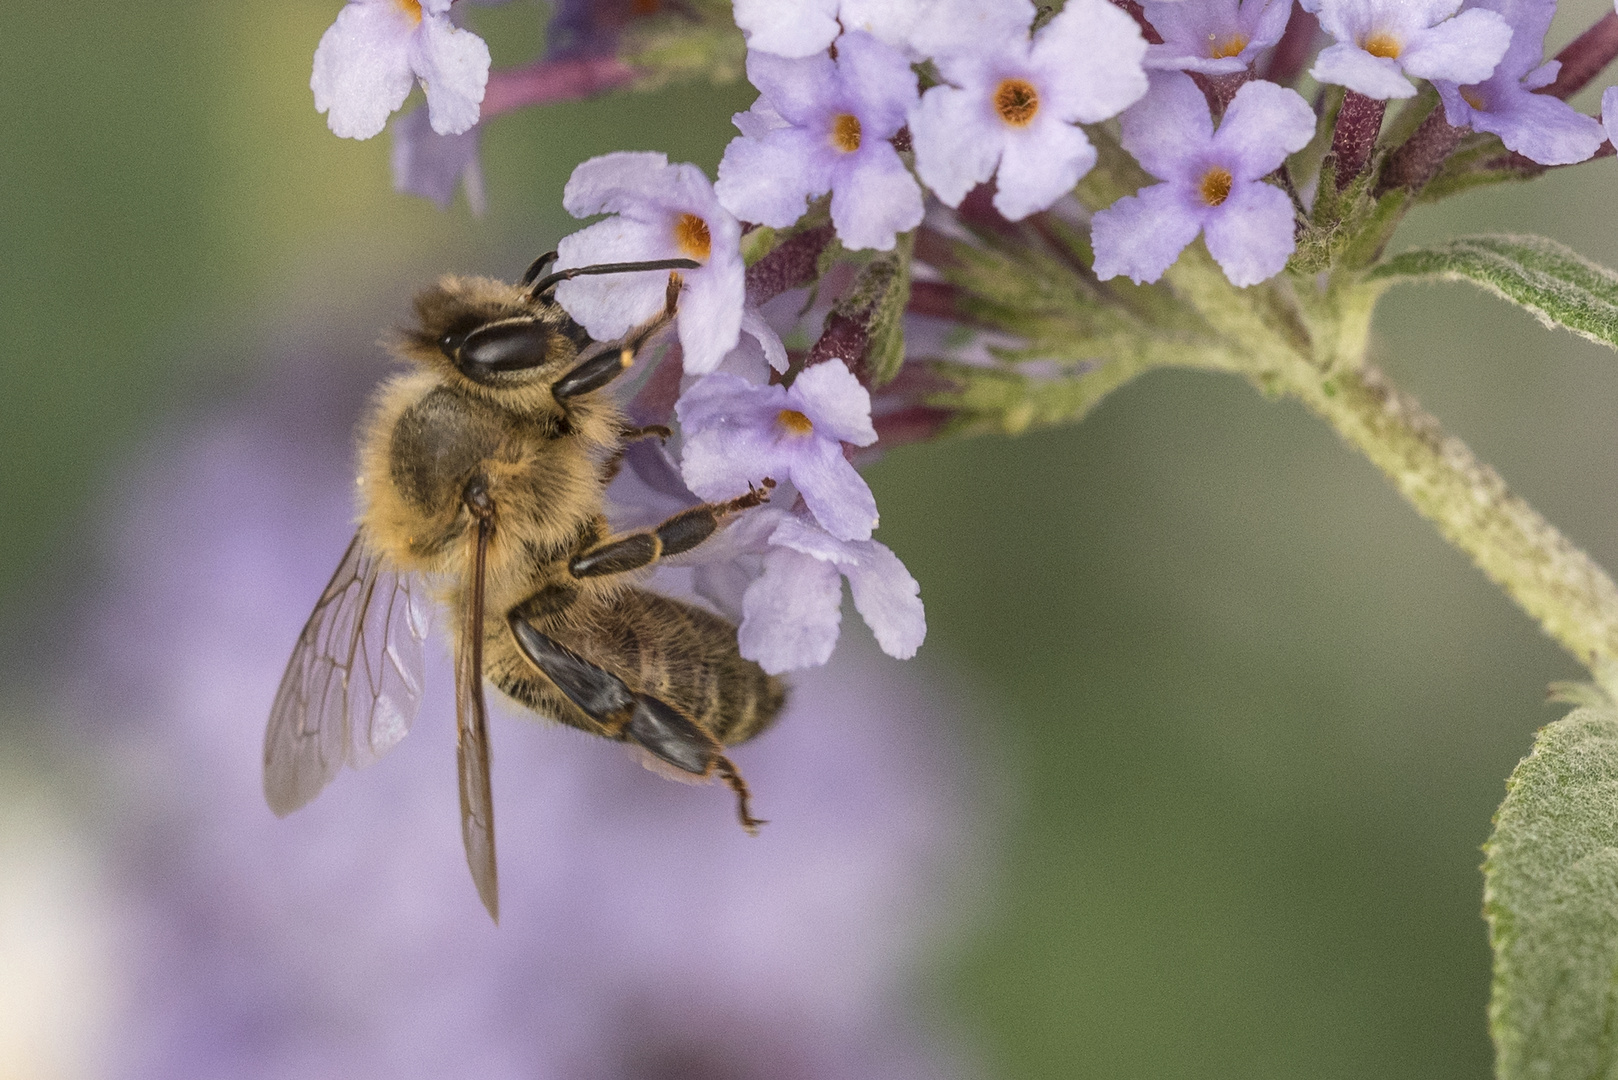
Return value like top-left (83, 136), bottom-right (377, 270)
top-left (568, 480), bottom-right (776, 579)
top-left (505, 619), bottom-right (764, 834)
top-left (552, 276), bottom-right (683, 402)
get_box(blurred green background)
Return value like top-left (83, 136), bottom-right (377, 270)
top-left (7, 1), bottom-right (1618, 1076)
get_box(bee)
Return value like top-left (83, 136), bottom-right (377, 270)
top-left (263, 254), bottom-right (786, 922)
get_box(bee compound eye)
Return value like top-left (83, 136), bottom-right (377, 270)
top-left (456, 321), bottom-right (553, 380)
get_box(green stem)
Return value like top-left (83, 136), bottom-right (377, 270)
top-left (1279, 357), bottom-right (1618, 684)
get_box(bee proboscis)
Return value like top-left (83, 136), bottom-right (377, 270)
top-left (263, 255), bottom-right (786, 922)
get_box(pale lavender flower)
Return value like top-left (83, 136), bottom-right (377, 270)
top-left (1433, 0), bottom-right (1603, 165)
top-left (715, 33), bottom-right (923, 252)
top-left (1603, 86), bottom-right (1618, 153)
top-left (1142, 0), bottom-right (1294, 74)
top-left (1092, 73), bottom-right (1315, 287)
top-left (311, 0), bottom-right (491, 139)
top-left (83, 327), bottom-right (974, 1080)
top-left (694, 508), bottom-right (925, 674)
top-left (731, 0), bottom-right (928, 59)
top-left (909, 0), bottom-right (1149, 221)
top-left (677, 361), bottom-right (880, 542)
top-left (554, 152), bottom-right (745, 375)
top-left (1310, 0), bottom-right (1512, 100)
top-left (390, 107), bottom-right (487, 213)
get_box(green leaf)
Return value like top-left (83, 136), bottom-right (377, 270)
top-left (1484, 706), bottom-right (1618, 1079)
top-left (1370, 235), bottom-right (1618, 350)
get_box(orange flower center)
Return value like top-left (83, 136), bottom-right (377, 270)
top-left (1460, 86), bottom-right (1487, 110)
top-left (1199, 166), bottom-right (1234, 207)
top-left (631, 0), bottom-right (661, 13)
top-left (674, 213), bottom-right (711, 261)
top-left (831, 113), bottom-right (862, 152)
top-left (777, 409), bottom-right (815, 436)
top-left (396, 0), bottom-right (423, 23)
top-left (1362, 32), bottom-right (1402, 59)
top-left (1208, 32), bottom-right (1249, 59)
top-left (994, 78), bottom-right (1040, 127)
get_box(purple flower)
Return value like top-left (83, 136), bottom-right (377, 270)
top-left (554, 152), bottom-right (744, 375)
top-left (311, 0), bottom-right (490, 139)
top-left (677, 360), bottom-right (880, 542)
top-left (80, 334), bottom-right (973, 1079)
top-left (1310, 0), bottom-right (1512, 100)
top-left (390, 107), bottom-right (487, 213)
top-left (731, 0), bottom-right (927, 59)
top-left (909, 0), bottom-right (1149, 221)
top-left (1092, 73), bottom-right (1315, 287)
top-left (1433, 0), bottom-right (1603, 165)
top-left (715, 33), bottom-right (923, 252)
top-left (748, 512), bottom-right (926, 674)
top-left (1142, 0), bottom-right (1294, 75)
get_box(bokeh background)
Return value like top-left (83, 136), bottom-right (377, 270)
top-left (7, 1), bottom-right (1618, 1076)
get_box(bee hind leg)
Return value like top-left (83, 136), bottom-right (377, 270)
top-left (506, 619), bottom-right (765, 834)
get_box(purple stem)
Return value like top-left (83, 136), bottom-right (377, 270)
top-left (745, 225), bottom-right (835, 306)
top-left (1261, 5), bottom-right (1320, 86)
top-left (481, 55), bottom-right (639, 119)
top-left (1108, 0), bottom-right (1164, 44)
top-left (1377, 107), bottom-right (1466, 195)
top-left (1541, 11), bottom-right (1618, 101)
top-left (1330, 90), bottom-right (1387, 191)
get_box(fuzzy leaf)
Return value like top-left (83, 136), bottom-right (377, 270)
top-left (1370, 235), bottom-right (1618, 350)
top-left (1484, 706), bottom-right (1618, 1080)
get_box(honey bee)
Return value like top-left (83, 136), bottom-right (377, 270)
top-left (263, 254), bottom-right (786, 922)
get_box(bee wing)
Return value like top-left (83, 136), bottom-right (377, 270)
top-left (263, 532), bottom-right (430, 816)
top-left (457, 510), bottom-right (499, 923)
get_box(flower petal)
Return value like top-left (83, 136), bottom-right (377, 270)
top-left (553, 216), bottom-right (676, 340)
top-left (716, 127), bottom-right (834, 228)
top-left (829, 145), bottom-right (925, 250)
top-left (1400, 8), bottom-right (1513, 86)
top-left (732, 0), bottom-right (842, 58)
top-left (744, 48), bottom-right (836, 128)
top-left (311, 2), bottom-right (417, 140)
top-left (910, 84), bottom-right (1004, 207)
top-left (675, 254), bottom-right (746, 375)
top-left (561, 151), bottom-right (679, 219)
top-left (792, 439), bottom-right (880, 542)
top-left (1310, 41), bottom-right (1417, 98)
top-left (835, 31), bottom-right (919, 137)
top-left (1090, 182), bottom-right (1205, 284)
top-left (991, 118), bottom-right (1096, 220)
top-left (910, 0), bottom-right (1038, 59)
top-left (1213, 80), bottom-right (1317, 181)
top-left (411, 13), bottom-right (490, 136)
top-left (789, 360), bottom-right (879, 445)
top-left (739, 549), bottom-right (845, 673)
top-left (845, 542), bottom-right (926, 660)
top-left (1469, 84), bottom-right (1604, 165)
top-left (1030, 0), bottom-right (1150, 124)
top-left (390, 107), bottom-right (485, 212)
top-left (1202, 180), bottom-right (1296, 286)
top-left (1119, 72), bottom-right (1215, 183)
top-left (1603, 85), bottom-right (1618, 148)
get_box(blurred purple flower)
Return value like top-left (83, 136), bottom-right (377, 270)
top-left (1092, 74), bottom-right (1314, 287)
top-left (391, 107), bottom-right (487, 213)
top-left (555, 152), bottom-right (745, 375)
top-left (677, 361), bottom-right (880, 542)
top-left (715, 33), bottom-right (923, 252)
top-left (1433, 0), bottom-right (1603, 166)
top-left (312, 0), bottom-right (490, 139)
top-left (79, 306), bottom-right (975, 1079)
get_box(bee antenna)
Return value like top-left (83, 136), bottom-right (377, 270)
top-left (528, 258), bottom-right (702, 298)
top-left (520, 251), bottom-right (559, 286)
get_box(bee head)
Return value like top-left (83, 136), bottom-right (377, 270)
top-left (401, 275), bottom-right (593, 391)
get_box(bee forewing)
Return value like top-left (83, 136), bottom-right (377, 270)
top-left (263, 532), bottom-right (428, 816)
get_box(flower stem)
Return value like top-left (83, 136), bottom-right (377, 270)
top-left (1280, 358), bottom-right (1618, 680)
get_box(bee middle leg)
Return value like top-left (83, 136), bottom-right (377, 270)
top-left (503, 619), bottom-right (764, 833)
top-left (600, 424), bottom-right (673, 484)
top-left (568, 480), bottom-right (776, 579)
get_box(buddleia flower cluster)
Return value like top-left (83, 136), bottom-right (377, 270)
top-left (311, 0), bottom-right (1618, 1066)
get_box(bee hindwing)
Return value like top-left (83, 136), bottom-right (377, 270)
top-left (263, 531), bottom-right (429, 816)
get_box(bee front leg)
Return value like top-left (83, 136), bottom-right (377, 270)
top-left (552, 276), bottom-right (683, 402)
top-left (567, 480), bottom-right (776, 579)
